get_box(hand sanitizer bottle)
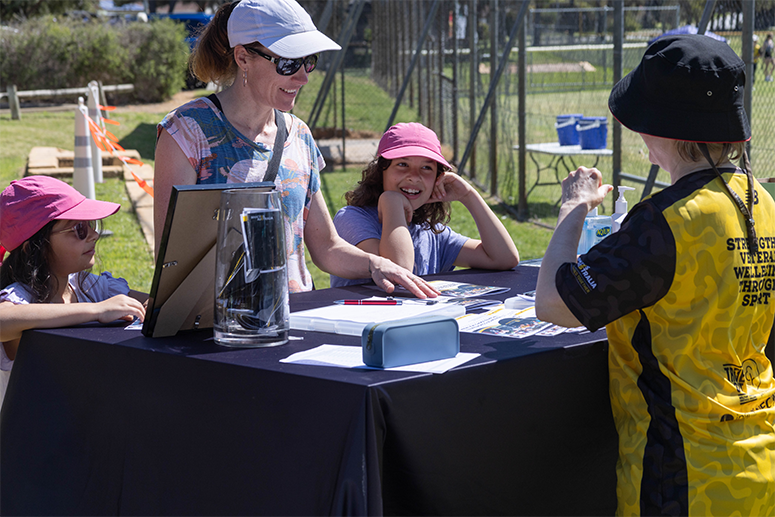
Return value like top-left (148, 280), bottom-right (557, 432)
top-left (612, 186), bottom-right (635, 233)
top-left (577, 207), bottom-right (612, 255)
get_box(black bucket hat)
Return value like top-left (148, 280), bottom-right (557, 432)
top-left (609, 34), bottom-right (750, 143)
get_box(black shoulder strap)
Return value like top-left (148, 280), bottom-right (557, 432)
top-left (207, 93), bottom-right (222, 112)
top-left (208, 94), bottom-right (285, 184)
top-left (265, 109), bottom-right (287, 184)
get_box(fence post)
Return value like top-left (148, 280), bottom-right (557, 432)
top-left (87, 81), bottom-right (104, 183)
top-left (8, 85), bottom-right (21, 120)
top-left (97, 80), bottom-right (109, 120)
top-left (74, 98), bottom-right (96, 200)
top-left (697, 0), bottom-right (717, 34)
top-left (518, 15), bottom-right (527, 219)
top-left (469, 0), bottom-right (478, 180)
top-left (742, 0), bottom-right (754, 161)
top-left (612, 0), bottom-right (623, 210)
top-left (489, 0), bottom-right (498, 197)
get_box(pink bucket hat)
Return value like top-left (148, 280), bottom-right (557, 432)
top-left (0, 176), bottom-right (120, 254)
top-left (378, 123), bottom-right (451, 169)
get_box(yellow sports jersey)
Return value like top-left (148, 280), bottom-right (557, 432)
top-left (557, 168), bottom-right (775, 516)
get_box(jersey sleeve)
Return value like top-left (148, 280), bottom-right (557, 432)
top-left (556, 201), bottom-right (677, 331)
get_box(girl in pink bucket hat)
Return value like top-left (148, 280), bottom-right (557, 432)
top-left (330, 122), bottom-right (519, 287)
top-left (0, 176), bottom-right (146, 407)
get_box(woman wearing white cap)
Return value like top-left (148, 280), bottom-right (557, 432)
top-left (153, 0), bottom-right (436, 298)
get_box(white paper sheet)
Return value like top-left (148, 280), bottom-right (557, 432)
top-left (290, 298), bottom-right (465, 336)
top-left (280, 344), bottom-right (480, 374)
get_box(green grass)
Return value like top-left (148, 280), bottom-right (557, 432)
top-left (0, 109), bottom-right (158, 291)
top-left (294, 69), bottom-right (421, 133)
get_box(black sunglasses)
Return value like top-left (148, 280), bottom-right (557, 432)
top-left (56, 220), bottom-right (99, 240)
top-left (244, 47), bottom-right (319, 76)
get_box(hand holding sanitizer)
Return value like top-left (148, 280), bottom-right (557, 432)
top-left (612, 186), bottom-right (635, 233)
top-left (577, 206), bottom-right (612, 255)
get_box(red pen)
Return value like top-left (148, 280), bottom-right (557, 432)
top-left (333, 299), bottom-right (402, 305)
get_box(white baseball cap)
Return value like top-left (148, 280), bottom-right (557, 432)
top-left (227, 0), bottom-right (341, 59)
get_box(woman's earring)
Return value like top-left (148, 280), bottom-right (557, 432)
top-left (243, 69), bottom-right (247, 87)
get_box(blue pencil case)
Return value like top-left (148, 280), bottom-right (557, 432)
top-left (361, 315), bottom-right (460, 368)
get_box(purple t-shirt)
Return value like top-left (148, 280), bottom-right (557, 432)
top-left (330, 205), bottom-right (468, 287)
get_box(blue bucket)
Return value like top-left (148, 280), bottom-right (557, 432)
top-left (577, 116), bottom-right (608, 150)
top-left (555, 114), bottom-right (583, 146)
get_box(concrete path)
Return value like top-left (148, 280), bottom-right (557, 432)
top-left (316, 138), bottom-right (378, 166)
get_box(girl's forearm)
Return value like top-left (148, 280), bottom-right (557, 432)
top-left (379, 220), bottom-right (414, 271)
top-left (0, 303), bottom-right (100, 342)
top-left (460, 190), bottom-right (520, 269)
top-left (377, 194), bottom-right (415, 271)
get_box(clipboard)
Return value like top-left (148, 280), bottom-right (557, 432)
top-left (142, 182), bottom-right (274, 338)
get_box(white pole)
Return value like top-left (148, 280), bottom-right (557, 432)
top-left (87, 81), bottom-right (103, 183)
top-left (73, 98), bottom-right (95, 200)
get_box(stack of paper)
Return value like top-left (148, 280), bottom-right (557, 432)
top-left (290, 297), bottom-right (465, 336)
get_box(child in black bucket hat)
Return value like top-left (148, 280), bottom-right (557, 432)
top-left (536, 34), bottom-right (775, 516)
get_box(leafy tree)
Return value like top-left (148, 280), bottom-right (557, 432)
top-left (0, 0), bottom-right (100, 21)
top-left (112, 0), bottom-right (225, 14)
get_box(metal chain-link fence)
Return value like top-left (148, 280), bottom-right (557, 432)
top-left (297, 0), bottom-right (775, 220)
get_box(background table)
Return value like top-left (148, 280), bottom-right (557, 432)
top-left (0, 267), bottom-right (617, 516)
top-left (514, 142), bottom-right (613, 204)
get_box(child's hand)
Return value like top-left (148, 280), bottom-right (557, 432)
top-left (378, 190), bottom-right (414, 225)
top-left (95, 295), bottom-right (146, 324)
top-left (429, 172), bottom-right (474, 204)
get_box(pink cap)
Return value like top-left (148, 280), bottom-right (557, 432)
top-left (378, 123), bottom-right (451, 169)
top-left (0, 176), bottom-right (120, 253)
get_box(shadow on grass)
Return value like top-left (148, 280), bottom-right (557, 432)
top-left (493, 199), bottom-right (560, 226)
top-left (118, 123), bottom-right (157, 161)
top-left (523, 201), bottom-right (561, 221)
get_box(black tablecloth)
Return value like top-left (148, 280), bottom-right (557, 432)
top-left (0, 267), bottom-right (618, 516)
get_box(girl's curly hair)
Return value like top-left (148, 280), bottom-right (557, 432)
top-left (1, 221), bottom-right (96, 303)
top-left (344, 156), bottom-right (453, 234)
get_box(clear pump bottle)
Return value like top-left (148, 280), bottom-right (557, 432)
top-left (612, 186), bottom-right (635, 233)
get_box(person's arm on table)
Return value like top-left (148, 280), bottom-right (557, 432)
top-left (304, 191), bottom-right (438, 298)
top-left (0, 297), bottom-right (146, 351)
top-left (535, 167), bottom-right (612, 327)
top-left (153, 129), bottom-right (198, 257)
top-left (432, 173), bottom-right (520, 270)
top-left (372, 190), bottom-right (416, 271)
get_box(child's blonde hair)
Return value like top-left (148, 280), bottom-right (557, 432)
top-left (674, 141), bottom-right (746, 166)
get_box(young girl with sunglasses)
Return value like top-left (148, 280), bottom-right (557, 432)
top-left (330, 123), bottom-right (520, 287)
top-left (153, 0), bottom-right (436, 299)
top-left (0, 176), bottom-right (146, 406)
